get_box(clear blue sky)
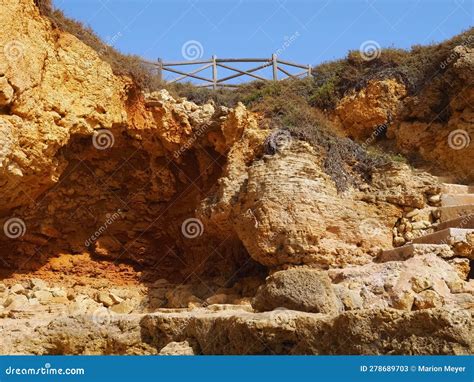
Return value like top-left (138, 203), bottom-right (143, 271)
top-left (53, 0), bottom-right (473, 81)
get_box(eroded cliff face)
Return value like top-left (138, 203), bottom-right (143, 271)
top-left (335, 46), bottom-right (474, 183)
top-left (0, 0), bottom-right (472, 355)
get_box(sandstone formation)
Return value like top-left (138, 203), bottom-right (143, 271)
top-left (0, 0), bottom-right (472, 355)
top-left (335, 47), bottom-right (474, 183)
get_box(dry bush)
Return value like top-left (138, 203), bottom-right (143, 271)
top-left (311, 27), bottom-right (474, 110)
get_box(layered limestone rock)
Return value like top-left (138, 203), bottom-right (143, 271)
top-left (0, 0), bottom-right (472, 356)
top-left (0, 0), bottom-right (257, 277)
top-left (3, 305), bottom-right (471, 355)
top-left (0, 0), bottom-right (128, 212)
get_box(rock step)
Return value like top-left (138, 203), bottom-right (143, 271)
top-left (378, 244), bottom-right (453, 262)
top-left (441, 183), bottom-right (474, 194)
top-left (412, 228), bottom-right (474, 245)
top-left (441, 194), bottom-right (474, 207)
top-left (435, 215), bottom-right (474, 231)
top-left (437, 205), bottom-right (474, 222)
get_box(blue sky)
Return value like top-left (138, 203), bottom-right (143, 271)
top-left (53, 0), bottom-right (473, 82)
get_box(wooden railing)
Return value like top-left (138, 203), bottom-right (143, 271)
top-left (141, 54), bottom-right (312, 89)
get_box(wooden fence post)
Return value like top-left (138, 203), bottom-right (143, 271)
top-left (307, 64), bottom-right (312, 78)
top-left (157, 58), bottom-right (163, 83)
top-left (272, 54), bottom-right (278, 81)
top-left (212, 55), bottom-right (217, 90)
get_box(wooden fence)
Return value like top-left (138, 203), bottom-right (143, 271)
top-left (142, 54), bottom-right (312, 89)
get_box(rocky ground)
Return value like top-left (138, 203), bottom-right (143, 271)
top-left (0, 0), bottom-right (472, 355)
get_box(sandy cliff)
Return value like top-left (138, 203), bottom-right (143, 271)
top-left (0, 0), bottom-right (472, 355)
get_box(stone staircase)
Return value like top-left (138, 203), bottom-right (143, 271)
top-left (381, 183), bottom-right (474, 265)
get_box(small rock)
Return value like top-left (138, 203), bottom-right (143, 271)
top-left (390, 290), bottom-right (415, 311)
top-left (428, 195), bottom-right (441, 204)
top-left (393, 236), bottom-right (406, 247)
top-left (411, 221), bottom-right (428, 230)
top-left (410, 276), bottom-right (432, 293)
top-left (33, 290), bottom-right (53, 303)
top-left (96, 292), bottom-right (115, 307)
top-left (159, 341), bottom-right (195, 355)
top-left (413, 290), bottom-right (443, 310)
top-left (206, 294), bottom-right (240, 305)
top-left (109, 293), bottom-right (124, 304)
top-left (109, 299), bottom-right (135, 314)
top-left (3, 294), bottom-right (29, 310)
top-left (446, 280), bottom-right (466, 294)
top-left (10, 284), bottom-right (25, 295)
top-left (28, 278), bottom-right (47, 291)
top-left (405, 209), bottom-right (420, 219)
top-left (50, 288), bottom-right (67, 298)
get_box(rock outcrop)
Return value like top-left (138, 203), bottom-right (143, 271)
top-left (0, 0), bottom-right (472, 356)
top-left (335, 47), bottom-right (474, 183)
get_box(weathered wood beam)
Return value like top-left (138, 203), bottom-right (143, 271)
top-left (217, 62), bottom-right (272, 83)
top-left (168, 63), bottom-right (213, 84)
top-left (162, 66), bottom-right (213, 83)
top-left (276, 59), bottom-right (309, 70)
top-left (277, 65), bottom-right (295, 78)
top-left (162, 59), bottom-right (213, 66)
top-left (216, 62), bottom-right (267, 81)
top-left (215, 58), bottom-right (270, 63)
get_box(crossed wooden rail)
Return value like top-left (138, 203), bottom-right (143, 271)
top-left (141, 54), bottom-right (312, 89)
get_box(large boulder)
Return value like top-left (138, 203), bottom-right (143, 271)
top-left (253, 268), bottom-right (341, 314)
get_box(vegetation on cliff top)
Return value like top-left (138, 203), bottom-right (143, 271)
top-left (36, 0), bottom-right (162, 90)
top-left (35, 0), bottom-right (472, 190)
